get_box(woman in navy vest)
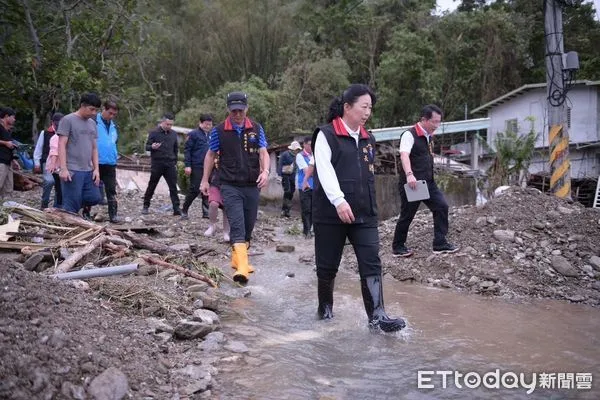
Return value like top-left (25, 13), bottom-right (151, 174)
top-left (312, 84), bottom-right (406, 333)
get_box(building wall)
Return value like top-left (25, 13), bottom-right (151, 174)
top-left (487, 85), bottom-right (599, 150)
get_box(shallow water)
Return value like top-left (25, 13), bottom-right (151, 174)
top-left (217, 232), bottom-right (600, 400)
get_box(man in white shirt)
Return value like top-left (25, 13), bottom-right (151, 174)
top-left (391, 104), bottom-right (459, 257)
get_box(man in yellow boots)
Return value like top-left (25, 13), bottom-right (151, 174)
top-left (200, 92), bottom-right (270, 284)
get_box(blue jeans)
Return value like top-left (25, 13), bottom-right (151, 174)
top-left (61, 170), bottom-right (102, 213)
top-left (41, 166), bottom-right (62, 208)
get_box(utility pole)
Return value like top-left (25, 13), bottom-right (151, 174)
top-left (544, 0), bottom-right (571, 199)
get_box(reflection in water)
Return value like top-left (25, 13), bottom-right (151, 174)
top-left (217, 243), bottom-right (600, 400)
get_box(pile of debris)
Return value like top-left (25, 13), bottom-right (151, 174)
top-left (375, 187), bottom-right (600, 306)
top-left (0, 202), bottom-right (257, 399)
top-left (0, 202), bottom-right (220, 287)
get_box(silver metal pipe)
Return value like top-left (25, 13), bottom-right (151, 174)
top-left (50, 263), bottom-right (138, 280)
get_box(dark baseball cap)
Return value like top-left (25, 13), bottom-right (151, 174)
top-left (226, 92), bottom-right (248, 110)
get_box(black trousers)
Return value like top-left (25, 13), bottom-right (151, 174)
top-left (299, 188), bottom-right (313, 235)
top-left (182, 166), bottom-right (208, 215)
top-left (143, 162), bottom-right (180, 209)
top-left (392, 180), bottom-right (449, 250)
top-left (314, 221), bottom-right (382, 281)
top-left (99, 164), bottom-right (117, 204)
top-left (221, 184), bottom-right (260, 244)
top-left (281, 174), bottom-right (295, 212)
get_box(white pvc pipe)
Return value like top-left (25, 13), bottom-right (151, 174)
top-left (51, 263), bottom-right (138, 280)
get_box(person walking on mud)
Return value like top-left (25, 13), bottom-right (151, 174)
top-left (96, 100), bottom-right (123, 223)
top-left (312, 84), bottom-right (405, 332)
top-left (203, 153), bottom-right (230, 242)
top-left (277, 140), bottom-right (301, 217)
top-left (200, 92), bottom-right (270, 285)
top-left (57, 93), bottom-right (103, 216)
top-left (181, 114), bottom-right (213, 220)
top-left (142, 113), bottom-right (181, 216)
top-left (391, 104), bottom-right (459, 257)
top-left (295, 136), bottom-right (314, 238)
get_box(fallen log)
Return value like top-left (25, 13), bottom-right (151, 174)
top-left (45, 208), bottom-right (100, 230)
top-left (140, 255), bottom-right (217, 288)
top-left (55, 234), bottom-right (108, 273)
top-left (106, 235), bottom-right (132, 248)
top-left (120, 231), bottom-right (171, 255)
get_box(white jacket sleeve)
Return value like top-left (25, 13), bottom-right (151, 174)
top-left (314, 131), bottom-right (346, 207)
top-left (33, 131), bottom-right (45, 167)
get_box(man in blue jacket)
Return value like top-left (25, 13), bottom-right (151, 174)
top-left (181, 114), bottom-right (212, 219)
top-left (96, 100), bottom-right (123, 223)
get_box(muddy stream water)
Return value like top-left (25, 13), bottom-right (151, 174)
top-left (215, 227), bottom-right (600, 400)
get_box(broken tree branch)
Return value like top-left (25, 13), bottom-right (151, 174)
top-left (55, 234), bottom-right (108, 273)
top-left (120, 231), bottom-right (171, 255)
top-left (140, 255), bottom-right (217, 288)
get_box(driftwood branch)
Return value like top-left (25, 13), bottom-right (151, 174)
top-left (120, 231), bottom-right (170, 255)
top-left (140, 255), bottom-right (217, 288)
top-left (55, 234), bottom-right (108, 273)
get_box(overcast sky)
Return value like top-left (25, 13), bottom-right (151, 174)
top-left (436, 0), bottom-right (600, 20)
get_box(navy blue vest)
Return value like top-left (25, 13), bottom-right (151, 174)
top-left (215, 118), bottom-right (261, 186)
top-left (398, 126), bottom-right (434, 185)
top-left (312, 118), bottom-right (378, 224)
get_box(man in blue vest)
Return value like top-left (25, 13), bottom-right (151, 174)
top-left (96, 100), bottom-right (123, 223)
top-left (200, 92), bottom-right (270, 285)
top-left (295, 136), bottom-right (313, 238)
top-left (392, 104), bottom-right (459, 256)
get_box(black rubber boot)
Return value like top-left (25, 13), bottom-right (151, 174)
top-left (317, 278), bottom-right (334, 320)
top-left (82, 205), bottom-right (92, 221)
top-left (361, 275), bottom-right (406, 332)
top-left (108, 200), bottom-right (123, 224)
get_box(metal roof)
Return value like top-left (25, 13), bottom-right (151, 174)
top-left (371, 118), bottom-right (490, 142)
top-left (471, 80), bottom-right (600, 115)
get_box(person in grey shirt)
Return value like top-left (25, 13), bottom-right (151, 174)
top-left (57, 93), bottom-right (102, 215)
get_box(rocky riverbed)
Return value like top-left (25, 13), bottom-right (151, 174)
top-left (1, 185), bottom-right (599, 399)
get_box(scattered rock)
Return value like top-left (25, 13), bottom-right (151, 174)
top-left (145, 317), bottom-right (174, 334)
top-left (276, 245), bottom-right (295, 253)
top-left (493, 230), bottom-right (515, 242)
top-left (557, 206), bottom-right (574, 215)
top-left (286, 272), bottom-right (295, 278)
top-left (565, 295), bottom-right (585, 302)
top-left (589, 256), bottom-right (600, 271)
top-left (183, 379), bottom-right (210, 395)
top-left (173, 319), bottom-right (213, 340)
top-left (224, 341), bottom-right (249, 353)
top-left (23, 252), bottom-right (50, 271)
top-left (551, 256), bottom-right (580, 278)
top-left (467, 276), bottom-right (480, 286)
top-left (193, 309), bottom-right (220, 325)
top-left (88, 367), bottom-right (129, 400)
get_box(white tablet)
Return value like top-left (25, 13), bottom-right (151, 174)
top-left (404, 180), bottom-right (430, 202)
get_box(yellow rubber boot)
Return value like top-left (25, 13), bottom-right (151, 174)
top-left (245, 242), bottom-right (255, 273)
top-left (231, 245), bottom-right (238, 270)
top-left (233, 243), bottom-right (252, 284)
top-left (231, 242), bottom-right (254, 273)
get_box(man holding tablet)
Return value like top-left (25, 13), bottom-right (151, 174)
top-left (391, 104), bottom-right (459, 257)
